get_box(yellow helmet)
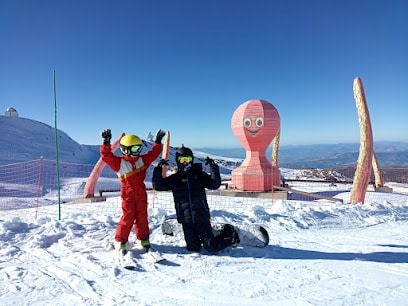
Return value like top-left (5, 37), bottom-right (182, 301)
top-left (120, 134), bottom-right (143, 156)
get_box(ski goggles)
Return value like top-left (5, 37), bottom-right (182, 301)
top-left (130, 145), bottom-right (142, 154)
top-left (120, 145), bottom-right (142, 155)
top-left (178, 155), bottom-right (193, 164)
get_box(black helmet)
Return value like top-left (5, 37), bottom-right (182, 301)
top-left (176, 145), bottom-right (194, 172)
top-left (176, 145), bottom-right (193, 160)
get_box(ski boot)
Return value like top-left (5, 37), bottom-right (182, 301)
top-left (223, 224), bottom-right (240, 247)
top-left (141, 238), bottom-right (151, 251)
top-left (115, 242), bottom-right (128, 256)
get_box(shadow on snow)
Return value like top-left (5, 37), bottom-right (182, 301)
top-left (155, 243), bottom-right (408, 264)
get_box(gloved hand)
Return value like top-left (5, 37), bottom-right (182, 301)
top-left (155, 129), bottom-right (166, 144)
top-left (158, 159), bottom-right (169, 168)
top-left (101, 129), bottom-right (112, 145)
top-left (205, 157), bottom-right (216, 168)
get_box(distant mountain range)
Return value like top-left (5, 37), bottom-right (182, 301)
top-left (196, 142), bottom-right (408, 168)
top-left (1, 115), bottom-right (407, 168)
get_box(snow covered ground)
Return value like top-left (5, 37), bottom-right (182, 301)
top-left (2, 112), bottom-right (408, 305)
top-left (1, 184), bottom-right (408, 305)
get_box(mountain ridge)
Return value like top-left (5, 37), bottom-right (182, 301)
top-left (1, 115), bottom-right (407, 168)
top-left (195, 141), bottom-right (408, 167)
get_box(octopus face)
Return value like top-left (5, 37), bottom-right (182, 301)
top-left (232, 99), bottom-right (280, 151)
top-left (243, 116), bottom-right (264, 137)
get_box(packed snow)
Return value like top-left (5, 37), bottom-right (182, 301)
top-left (1, 115), bottom-right (408, 305)
top-left (1, 183), bottom-right (408, 305)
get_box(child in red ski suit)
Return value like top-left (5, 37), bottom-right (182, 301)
top-left (100, 129), bottom-right (165, 253)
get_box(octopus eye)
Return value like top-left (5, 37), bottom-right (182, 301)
top-left (256, 117), bottom-right (264, 127)
top-left (243, 117), bottom-right (251, 128)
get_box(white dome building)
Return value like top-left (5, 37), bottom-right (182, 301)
top-left (5, 107), bottom-right (19, 117)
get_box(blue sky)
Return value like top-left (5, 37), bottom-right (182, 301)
top-left (1, 0), bottom-right (407, 149)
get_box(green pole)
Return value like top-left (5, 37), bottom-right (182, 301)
top-left (53, 71), bottom-right (62, 220)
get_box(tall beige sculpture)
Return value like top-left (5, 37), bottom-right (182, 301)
top-left (350, 77), bottom-right (373, 204)
top-left (372, 152), bottom-right (384, 188)
top-left (272, 129), bottom-right (280, 168)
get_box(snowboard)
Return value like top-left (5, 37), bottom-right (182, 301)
top-left (161, 218), bottom-right (269, 248)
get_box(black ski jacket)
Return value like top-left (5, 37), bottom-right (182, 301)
top-left (152, 163), bottom-right (221, 223)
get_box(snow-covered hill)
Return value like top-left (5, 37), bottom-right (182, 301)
top-left (0, 115), bottom-right (240, 175)
top-left (0, 115), bottom-right (99, 165)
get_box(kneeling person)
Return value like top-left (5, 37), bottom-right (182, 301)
top-left (152, 145), bottom-right (239, 252)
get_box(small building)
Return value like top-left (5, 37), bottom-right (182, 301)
top-left (5, 107), bottom-right (19, 117)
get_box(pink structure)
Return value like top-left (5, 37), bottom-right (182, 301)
top-left (231, 99), bottom-right (281, 191)
top-left (83, 133), bottom-right (125, 198)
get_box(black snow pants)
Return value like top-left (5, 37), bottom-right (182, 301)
top-left (182, 220), bottom-right (233, 253)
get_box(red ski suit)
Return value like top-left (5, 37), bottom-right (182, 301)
top-left (100, 142), bottom-right (162, 243)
